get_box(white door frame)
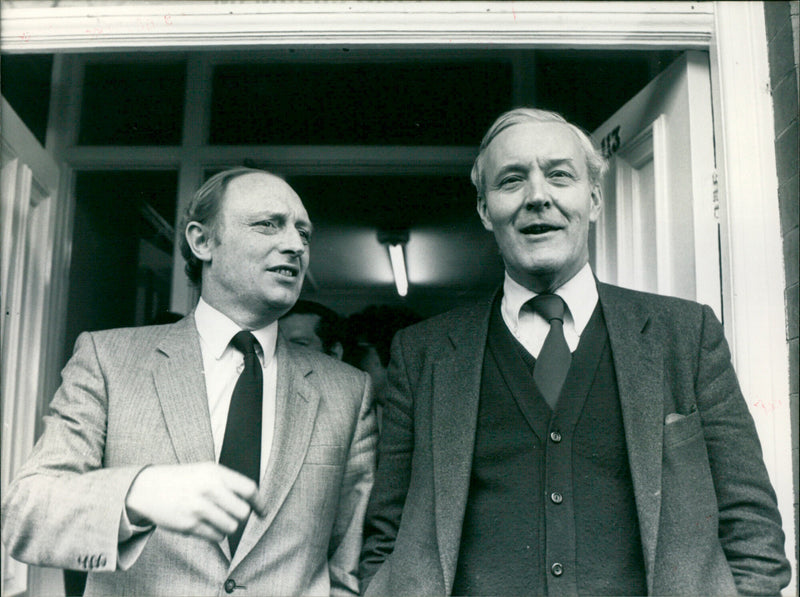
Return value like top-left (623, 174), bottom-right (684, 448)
top-left (1, 1), bottom-right (794, 590)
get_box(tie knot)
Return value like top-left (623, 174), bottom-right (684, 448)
top-left (231, 331), bottom-right (259, 355)
top-left (529, 294), bottom-right (566, 323)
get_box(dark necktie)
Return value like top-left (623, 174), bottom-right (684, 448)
top-left (219, 331), bottom-right (262, 556)
top-left (529, 294), bottom-right (571, 409)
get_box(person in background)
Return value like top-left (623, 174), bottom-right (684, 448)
top-left (343, 305), bottom-right (421, 430)
top-left (3, 167), bottom-right (377, 596)
top-left (280, 299), bottom-right (344, 359)
top-left (359, 108), bottom-right (789, 596)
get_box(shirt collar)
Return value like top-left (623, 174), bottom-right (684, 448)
top-left (502, 262), bottom-right (598, 335)
top-left (194, 297), bottom-right (278, 363)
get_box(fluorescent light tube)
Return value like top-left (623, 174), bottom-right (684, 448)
top-left (388, 243), bottom-right (408, 297)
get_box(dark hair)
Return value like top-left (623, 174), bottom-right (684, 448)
top-left (282, 300), bottom-right (343, 353)
top-left (179, 167), bottom-right (267, 286)
top-left (343, 305), bottom-right (422, 369)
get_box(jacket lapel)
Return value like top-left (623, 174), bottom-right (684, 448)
top-left (598, 283), bottom-right (663, 594)
top-left (431, 296), bottom-right (493, 594)
top-left (152, 314), bottom-right (216, 464)
top-left (231, 337), bottom-right (320, 568)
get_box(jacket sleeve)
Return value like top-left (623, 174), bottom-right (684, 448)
top-left (1, 332), bottom-right (150, 573)
top-left (695, 305), bottom-right (790, 595)
top-left (327, 372), bottom-right (379, 596)
top-left (358, 330), bottom-right (416, 592)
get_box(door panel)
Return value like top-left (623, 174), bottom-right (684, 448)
top-left (1, 97), bottom-right (61, 596)
top-left (592, 51), bottom-right (719, 318)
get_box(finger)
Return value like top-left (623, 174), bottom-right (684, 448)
top-left (207, 486), bottom-right (253, 524)
top-left (189, 520), bottom-right (228, 543)
top-left (250, 490), bottom-right (269, 518)
top-left (195, 500), bottom-right (242, 537)
top-left (217, 466), bottom-right (259, 501)
top-left (217, 466), bottom-right (262, 515)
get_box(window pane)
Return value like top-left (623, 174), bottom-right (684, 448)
top-left (1, 54), bottom-right (53, 146)
top-left (78, 62), bottom-right (185, 145)
top-left (285, 174), bottom-right (476, 228)
top-left (66, 170), bottom-right (178, 360)
top-left (210, 62), bottom-right (512, 145)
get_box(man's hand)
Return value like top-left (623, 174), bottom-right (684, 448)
top-left (124, 462), bottom-right (260, 542)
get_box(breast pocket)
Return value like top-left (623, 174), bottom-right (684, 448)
top-left (304, 443), bottom-right (347, 466)
top-left (663, 409), bottom-right (703, 448)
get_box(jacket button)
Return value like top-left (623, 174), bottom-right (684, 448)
top-left (224, 579), bottom-right (237, 593)
top-left (550, 430), bottom-right (562, 443)
top-left (551, 562), bottom-right (564, 576)
top-left (550, 491), bottom-right (563, 504)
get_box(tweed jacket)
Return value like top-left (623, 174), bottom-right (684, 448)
top-left (2, 314), bottom-right (377, 596)
top-left (360, 283), bottom-right (789, 596)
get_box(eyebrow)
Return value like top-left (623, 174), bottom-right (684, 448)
top-left (493, 156), bottom-right (578, 173)
top-left (247, 211), bottom-right (314, 233)
top-left (539, 157), bottom-right (578, 169)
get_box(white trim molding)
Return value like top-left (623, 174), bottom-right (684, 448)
top-left (710, 2), bottom-right (797, 591)
top-left (1, 1), bottom-right (714, 52)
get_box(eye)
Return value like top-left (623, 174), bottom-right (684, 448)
top-left (549, 169), bottom-right (575, 181)
top-left (297, 228), bottom-right (312, 244)
top-left (253, 220), bottom-right (277, 232)
top-left (498, 174), bottom-right (524, 188)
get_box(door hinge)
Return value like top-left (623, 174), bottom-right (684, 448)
top-left (712, 170), bottom-right (720, 221)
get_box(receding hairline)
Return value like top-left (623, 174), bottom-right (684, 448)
top-left (219, 171), bottom-right (312, 230)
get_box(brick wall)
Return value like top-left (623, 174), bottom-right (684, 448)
top-left (764, 0), bottom-right (800, 587)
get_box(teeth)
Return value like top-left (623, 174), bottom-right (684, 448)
top-left (524, 224), bottom-right (556, 234)
top-left (273, 268), bottom-right (296, 277)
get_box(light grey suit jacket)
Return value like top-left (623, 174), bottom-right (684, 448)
top-left (360, 283), bottom-right (789, 596)
top-left (2, 315), bottom-right (377, 596)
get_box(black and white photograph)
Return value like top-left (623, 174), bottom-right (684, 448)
top-left (1, 2), bottom-right (797, 595)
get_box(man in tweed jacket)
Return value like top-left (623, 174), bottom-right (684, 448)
top-left (3, 168), bottom-right (377, 596)
top-left (359, 109), bottom-right (789, 596)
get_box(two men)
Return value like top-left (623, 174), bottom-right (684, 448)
top-left (359, 108), bottom-right (790, 595)
top-left (2, 168), bottom-right (377, 595)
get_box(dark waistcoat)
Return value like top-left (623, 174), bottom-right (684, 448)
top-left (452, 298), bottom-right (647, 596)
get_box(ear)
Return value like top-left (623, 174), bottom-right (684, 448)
top-left (476, 196), bottom-right (494, 232)
top-left (328, 341), bottom-right (344, 361)
top-left (184, 221), bottom-right (215, 264)
top-left (588, 184), bottom-right (603, 223)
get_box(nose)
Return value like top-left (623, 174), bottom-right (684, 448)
top-left (524, 171), bottom-right (550, 210)
top-left (279, 226), bottom-right (307, 255)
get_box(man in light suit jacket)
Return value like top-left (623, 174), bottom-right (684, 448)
top-left (2, 167), bottom-right (377, 596)
top-left (359, 108), bottom-right (790, 596)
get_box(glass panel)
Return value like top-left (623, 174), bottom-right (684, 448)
top-left (0, 54), bottom-right (53, 146)
top-left (66, 171), bottom-right (178, 360)
top-left (285, 174), bottom-right (477, 228)
top-left (78, 62), bottom-right (186, 145)
top-left (534, 50), bottom-right (680, 131)
top-left (210, 62), bottom-right (512, 145)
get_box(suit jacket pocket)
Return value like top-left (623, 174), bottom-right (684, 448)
top-left (663, 409), bottom-right (703, 448)
top-left (304, 443), bottom-right (346, 465)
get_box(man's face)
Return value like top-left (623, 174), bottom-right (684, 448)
top-left (280, 313), bottom-right (324, 352)
top-left (198, 173), bottom-right (311, 327)
top-left (477, 121), bottom-right (602, 293)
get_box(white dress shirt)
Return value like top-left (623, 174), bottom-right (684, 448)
top-left (194, 298), bottom-right (278, 481)
top-left (500, 262), bottom-right (599, 358)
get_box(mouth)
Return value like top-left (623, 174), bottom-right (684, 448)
top-left (267, 265), bottom-right (300, 279)
top-left (519, 223), bottom-right (562, 235)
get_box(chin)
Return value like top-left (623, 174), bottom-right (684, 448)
top-left (265, 290), bottom-right (301, 310)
